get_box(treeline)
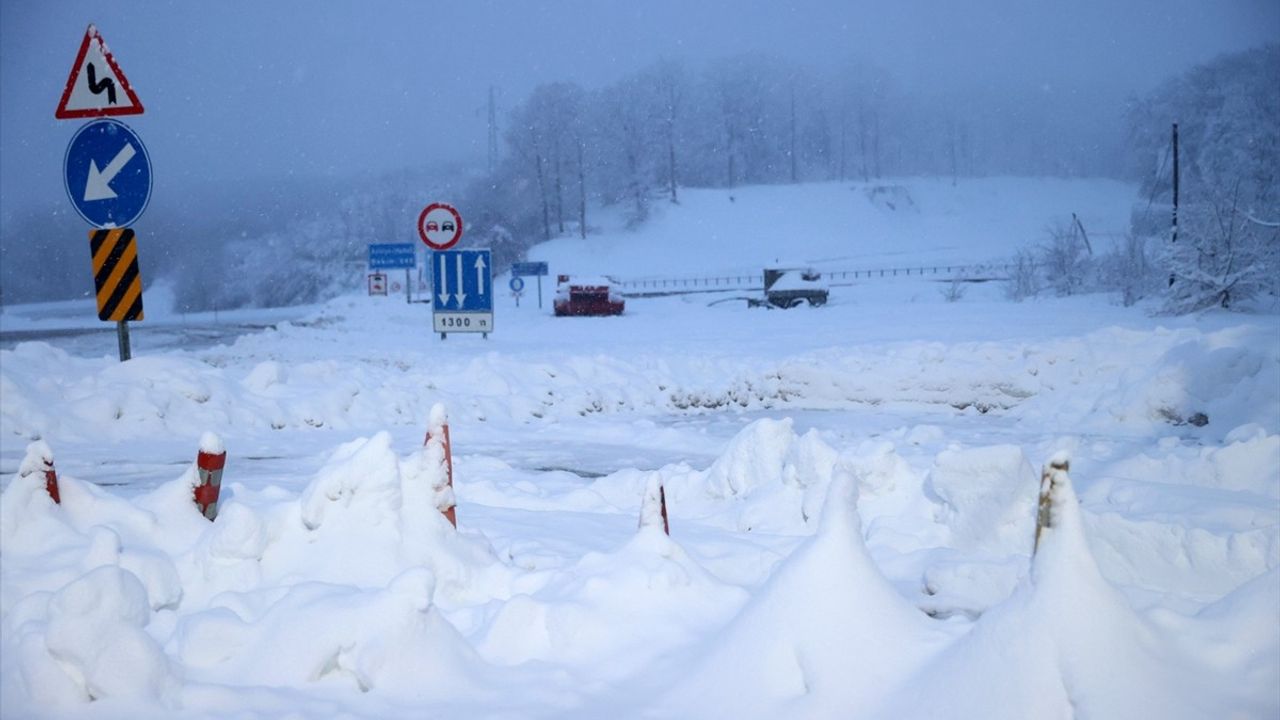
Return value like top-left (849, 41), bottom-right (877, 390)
top-left (456, 53), bottom-right (1127, 269)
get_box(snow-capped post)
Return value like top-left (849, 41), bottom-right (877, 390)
top-left (20, 441), bottom-right (61, 504)
top-left (639, 473), bottom-right (670, 535)
top-left (193, 432), bottom-right (226, 521)
top-left (1033, 452), bottom-right (1070, 556)
top-left (424, 403), bottom-right (457, 528)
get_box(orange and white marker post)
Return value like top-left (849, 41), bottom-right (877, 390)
top-left (424, 403), bottom-right (457, 528)
top-left (21, 441), bottom-right (61, 504)
top-left (193, 432), bottom-right (226, 521)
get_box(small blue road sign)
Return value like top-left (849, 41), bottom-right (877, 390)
top-left (64, 118), bottom-right (152, 228)
top-left (511, 261), bottom-right (549, 277)
top-left (369, 243), bottom-right (417, 270)
top-left (509, 276), bottom-right (526, 292)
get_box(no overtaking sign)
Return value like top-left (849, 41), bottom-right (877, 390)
top-left (418, 203), bottom-right (463, 250)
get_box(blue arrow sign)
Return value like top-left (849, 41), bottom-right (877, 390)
top-left (63, 118), bottom-right (152, 228)
top-left (369, 243), bottom-right (416, 270)
top-left (432, 249), bottom-right (492, 311)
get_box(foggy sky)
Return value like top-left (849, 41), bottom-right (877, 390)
top-left (2, 0), bottom-right (1277, 221)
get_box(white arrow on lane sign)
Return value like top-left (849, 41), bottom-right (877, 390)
top-left (474, 255), bottom-right (488, 295)
top-left (437, 253), bottom-right (450, 305)
top-left (454, 253), bottom-right (467, 307)
top-left (83, 142), bottom-right (137, 201)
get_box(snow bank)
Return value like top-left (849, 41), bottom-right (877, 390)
top-left (4, 320), bottom-right (1275, 451)
top-left (654, 470), bottom-right (952, 718)
top-left (924, 444), bottom-right (1037, 554)
top-left (477, 518), bottom-right (747, 678)
top-left (877, 456), bottom-right (1264, 719)
top-left (586, 418), bottom-right (841, 535)
top-left (0, 432), bottom-right (509, 714)
top-left (1089, 328), bottom-right (1280, 438)
top-left (171, 568), bottom-right (483, 696)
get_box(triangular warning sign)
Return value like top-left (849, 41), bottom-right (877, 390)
top-left (55, 24), bottom-right (144, 120)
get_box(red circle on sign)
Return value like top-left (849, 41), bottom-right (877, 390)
top-left (418, 202), bottom-right (463, 250)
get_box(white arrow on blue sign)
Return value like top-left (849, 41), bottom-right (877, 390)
top-left (432, 249), bottom-right (492, 311)
top-left (63, 118), bottom-right (152, 228)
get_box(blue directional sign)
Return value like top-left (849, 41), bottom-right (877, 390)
top-left (369, 243), bottom-right (417, 270)
top-left (63, 118), bottom-right (152, 229)
top-left (511, 261), bottom-right (549, 277)
top-left (432, 249), bottom-right (493, 336)
top-left (432, 249), bottom-right (492, 311)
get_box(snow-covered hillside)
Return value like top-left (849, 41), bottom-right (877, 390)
top-left (1, 178), bottom-right (1276, 719)
top-left (531, 177), bottom-right (1136, 277)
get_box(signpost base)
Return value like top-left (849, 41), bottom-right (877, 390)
top-left (116, 320), bottom-right (132, 362)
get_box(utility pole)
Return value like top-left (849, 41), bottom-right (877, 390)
top-left (789, 86), bottom-right (798, 183)
top-left (1169, 122), bottom-right (1180, 288)
top-left (487, 86), bottom-right (498, 173)
top-left (1171, 122), bottom-right (1179, 245)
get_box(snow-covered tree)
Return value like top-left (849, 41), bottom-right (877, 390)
top-left (1162, 185), bottom-right (1280, 312)
top-left (1040, 220), bottom-right (1091, 297)
top-left (1128, 45), bottom-right (1280, 312)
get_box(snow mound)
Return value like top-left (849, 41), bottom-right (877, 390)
top-left (879, 456), bottom-right (1262, 719)
top-left (597, 418), bottom-right (841, 535)
top-left (20, 566), bottom-right (178, 706)
top-left (1088, 328), bottom-right (1280, 437)
top-left (924, 444), bottom-right (1038, 554)
top-left (171, 568), bottom-right (484, 696)
top-left (656, 470), bottom-right (951, 718)
top-left (0, 432), bottom-right (511, 714)
top-left (477, 516), bottom-right (747, 679)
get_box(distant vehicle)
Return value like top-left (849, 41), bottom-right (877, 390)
top-left (759, 268), bottom-right (829, 308)
top-left (553, 275), bottom-right (625, 316)
top-left (442, 221), bottom-right (455, 232)
top-left (425, 221), bottom-right (439, 232)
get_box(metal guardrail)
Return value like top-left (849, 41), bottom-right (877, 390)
top-left (613, 262), bottom-right (1021, 297)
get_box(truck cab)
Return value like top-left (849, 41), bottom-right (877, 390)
top-left (553, 275), bottom-right (625, 316)
top-left (762, 268), bottom-right (829, 308)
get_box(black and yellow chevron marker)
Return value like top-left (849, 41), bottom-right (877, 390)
top-left (89, 228), bottom-right (144, 322)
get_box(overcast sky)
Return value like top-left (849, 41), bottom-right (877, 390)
top-left (2, 0), bottom-right (1277, 218)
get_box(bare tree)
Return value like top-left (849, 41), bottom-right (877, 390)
top-left (1040, 220), bottom-right (1091, 296)
top-left (650, 60), bottom-right (685, 203)
top-left (1164, 182), bottom-right (1279, 312)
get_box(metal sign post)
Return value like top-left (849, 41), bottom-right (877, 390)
top-left (117, 321), bottom-right (132, 361)
top-left (368, 243), bottom-right (416, 304)
top-left (509, 276), bottom-right (525, 308)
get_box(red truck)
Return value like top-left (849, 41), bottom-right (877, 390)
top-left (553, 275), bottom-right (625, 316)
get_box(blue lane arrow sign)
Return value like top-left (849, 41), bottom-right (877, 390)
top-left (63, 118), bottom-right (152, 228)
top-left (432, 249), bottom-right (492, 311)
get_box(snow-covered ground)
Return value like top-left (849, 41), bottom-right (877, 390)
top-left (2, 178), bottom-right (1277, 719)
